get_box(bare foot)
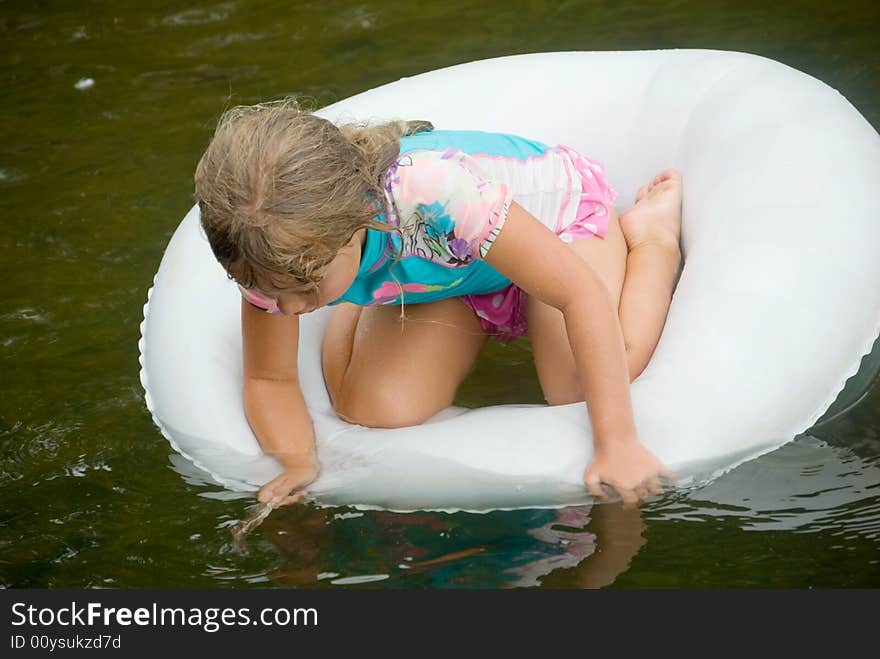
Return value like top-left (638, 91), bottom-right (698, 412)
top-left (620, 169), bottom-right (683, 252)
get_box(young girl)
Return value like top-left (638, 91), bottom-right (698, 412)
top-left (195, 99), bottom-right (681, 508)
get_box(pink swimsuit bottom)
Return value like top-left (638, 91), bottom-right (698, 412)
top-left (460, 147), bottom-right (617, 344)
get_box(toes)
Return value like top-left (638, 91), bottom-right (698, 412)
top-left (644, 170), bottom-right (683, 197)
top-left (637, 169), bottom-right (682, 204)
top-left (653, 168), bottom-right (682, 185)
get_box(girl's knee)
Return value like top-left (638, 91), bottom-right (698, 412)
top-left (333, 381), bottom-right (437, 428)
top-left (541, 379), bottom-right (585, 407)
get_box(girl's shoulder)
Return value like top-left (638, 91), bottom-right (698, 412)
top-left (385, 145), bottom-right (510, 221)
top-left (385, 128), bottom-right (552, 210)
top-left (397, 129), bottom-right (552, 160)
top-left (382, 141), bottom-right (515, 266)
top-left (386, 130), bottom-right (563, 211)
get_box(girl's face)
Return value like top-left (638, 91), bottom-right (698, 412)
top-left (245, 228), bottom-right (365, 316)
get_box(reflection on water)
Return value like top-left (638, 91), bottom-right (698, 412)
top-left (1, 0), bottom-right (879, 588)
top-left (255, 502), bottom-right (644, 589)
top-left (202, 431), bottom-right (879, 588)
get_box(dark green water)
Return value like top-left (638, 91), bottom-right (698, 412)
top-left (2, 0), bottom-right (879, 588)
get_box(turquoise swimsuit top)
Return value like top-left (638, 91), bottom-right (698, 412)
top-left (327, 129), bottom-right (552, 307)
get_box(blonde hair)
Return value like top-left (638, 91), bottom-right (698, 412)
top-left (194, 97), bottom-right (433, 296)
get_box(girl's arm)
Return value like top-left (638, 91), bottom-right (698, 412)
top-left (483, 202), bottom-right (669, 505)
top-left (242, 299), bottom-right (318, 504)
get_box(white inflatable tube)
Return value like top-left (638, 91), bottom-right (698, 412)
top-left (139, 50), bottom-right (880, 512)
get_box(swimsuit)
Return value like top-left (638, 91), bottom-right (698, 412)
top-left (240, 129), bottom-right (616, 343)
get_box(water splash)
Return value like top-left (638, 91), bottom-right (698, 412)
top-left (230, 501), bottom-right (278, 552)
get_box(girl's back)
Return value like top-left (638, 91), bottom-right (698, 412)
top-left (398, 129), bottom-right (589, 235)
top-left (334, 129), bottom-right (611, 309)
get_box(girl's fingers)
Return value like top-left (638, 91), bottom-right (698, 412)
top-left (277, 491), bottom-right (307, 507)
top-left (619, 487), bottom-right (640, 509)
top-left (258, 486), bottom-right (286, 504)
top-left (258, 471), bottom-right (313, 503)
top-left (269, 486), bottom-right (306, 505)
top-left (585, 475), bottom-right (607, 500)
top-left (659, 466), bottom-right (676, 484)
top-left (646, 477), bottom-right (665, 496)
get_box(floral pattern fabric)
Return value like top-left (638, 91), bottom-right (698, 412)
top-left (381, 147), bottom-right (513, 266)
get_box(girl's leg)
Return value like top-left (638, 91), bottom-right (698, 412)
top-left (526, 170), bottom-right (683, 404)
top-left (617, 170), bottom-right (683, 379)
top-left (527, 206), bottom-right (628, 405)
top-left (322, 297), bottom-right (487, 428)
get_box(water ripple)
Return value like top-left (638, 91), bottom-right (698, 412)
top-left (656, 435), bottom-right (880, 538)
top-left (161, 3), bottom-right (236, 27)
top-left (179, 32), bottom-right (275, 57)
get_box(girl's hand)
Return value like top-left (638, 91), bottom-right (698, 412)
top-left (258, 456), bottom-right (319, 506)
top-left (583, 439), bottom-right (673, 508)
